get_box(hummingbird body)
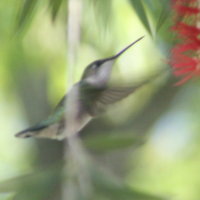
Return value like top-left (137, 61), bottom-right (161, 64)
top-left (15, 37), bottom-right (146, 140)
top-left (17, 83), bottom-right (93, 140)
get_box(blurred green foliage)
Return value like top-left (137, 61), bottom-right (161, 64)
top-left (0, 0), bottom-right (200, 200)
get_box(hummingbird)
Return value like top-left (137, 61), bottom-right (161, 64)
top-left (16, 36), bottom-right (150, 140)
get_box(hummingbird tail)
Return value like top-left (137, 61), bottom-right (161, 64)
top-left (15, 130), bottom-right (34, 138)
top-left (15, 124), bottom-right (48, 138)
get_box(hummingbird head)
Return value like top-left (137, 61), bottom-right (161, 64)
top-left (81, 59), bottom-right (114, 86)
top-left (81, 36), bottom-right (144, 87)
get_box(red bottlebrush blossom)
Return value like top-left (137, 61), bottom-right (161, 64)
top-left (170, 0), bottom-right (200, 85)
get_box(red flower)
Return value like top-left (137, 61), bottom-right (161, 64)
top-left (170, 0), bottom-right (200, 85)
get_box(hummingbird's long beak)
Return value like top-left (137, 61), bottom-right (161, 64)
top-left (104, 36), bottom-right (144, 61)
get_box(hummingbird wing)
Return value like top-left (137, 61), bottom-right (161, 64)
top-left (96, 86), bottom-right (142, 104)
top-left (81, 80), bottom-right (148, 116)
top-left (94, 85), bottom-right (146, 115)
top-left (81, 66), bottom-right (166, 116)
top-left (81, 65), bottom-right (168, 117)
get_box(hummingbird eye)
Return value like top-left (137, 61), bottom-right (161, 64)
top-left (92, 61), bottom-right (103, 69)
top-left (91, 63), bottom-right (98, 69)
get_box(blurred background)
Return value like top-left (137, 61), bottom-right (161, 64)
top-left (1, 0), bottom-right (200, 199)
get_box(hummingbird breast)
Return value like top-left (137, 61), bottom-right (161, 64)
top-left (55, 83), bottom-right (93, 139)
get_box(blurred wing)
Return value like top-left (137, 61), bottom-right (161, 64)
top-left (86, 82), bottom-right (146, 116)
top-left (95, 68), bottom-right (166, 109)
top-left (81, 67), bottom-right (165, 116)
top-left (98, 86), bottom-right (140, 104)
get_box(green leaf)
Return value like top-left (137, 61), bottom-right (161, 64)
top-left (16, 0), bottom-right (39, 31)
top-left (49, 0), bottom-right (64, 21)
top-left (129, 0), bottom-right (152, 35)
top-left (143, 0), bottom-right (170, 33)
top-left (90, 0), bottom-right (112, 28)
top-left (84, 133), bottom-right (144, 152)
top-left (91, 167), bottom-right (165, 200)
top-left (0, 165), bottom-right (62, 200)
top-left (155, 1), bottom-right (170, 32)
